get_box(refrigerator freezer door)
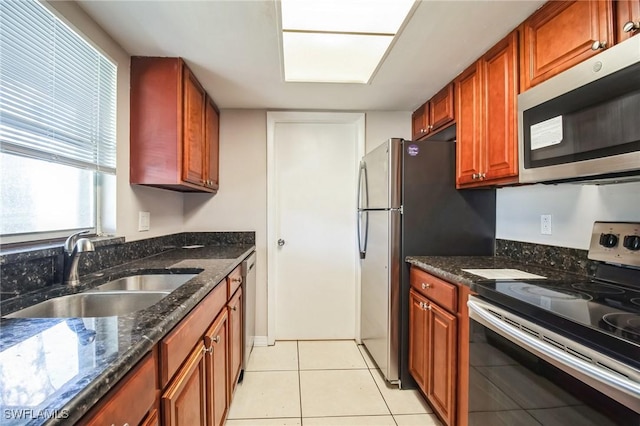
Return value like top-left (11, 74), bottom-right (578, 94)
top-left (360, 209), bottom-right (401, 383)
top-left (361, 139), bottom-right (402, 209)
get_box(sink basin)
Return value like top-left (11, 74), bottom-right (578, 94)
top-left (4, 291), bottom-right (170, 318)
top-left (90, 274), bottom-right (197, 292)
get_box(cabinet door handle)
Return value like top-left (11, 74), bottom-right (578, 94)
top-left (591, 40), bottom-right (607, 50)
top-left (480, 172), bottom-right (486, 179)
top-left (213, 335), bottom-right (221, 343)
top-left (421, 282), bottom-right (431, 290)
top-left (232, 277), bottom-right (243, 284)
top-left (472, 173), bottom-right (478, 179)
top-left (419, 302), bottom-right (425, 309)
top-left (425, 303), bottom-right (431, 311)
top-left (205, 346), bottom-right (214, 354)
top-left (623, 21), bottom-right (640, 33)
top-left (231, 305), bottom-right (238, 311)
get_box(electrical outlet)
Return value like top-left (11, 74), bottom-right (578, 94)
top-left (138, 211), bottom-right (150, 231)
top-left (541, 214), bottom-right (552, 235)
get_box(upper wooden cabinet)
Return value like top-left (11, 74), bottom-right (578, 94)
top-left (520, 0), bottom-right (614, 91)
top-left (616, 0), bottom-right (640, 42)
top-left (412, 84), bottom-right (454, 140)
top-left (131, 57), bottom-right (220, 193)
top-left (456, 31), bottom-right (519, 188)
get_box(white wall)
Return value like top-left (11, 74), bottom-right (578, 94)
top-left (184, 110), bottom-right (268, 337)
top-left (365, 111), bottom-right (412, 152)
top-left (50, 1), bottom-right (184, 242)
top-left (497, 182), bottom-right (640, 249)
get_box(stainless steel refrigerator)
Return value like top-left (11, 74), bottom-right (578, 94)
top-left (358, 137), bottom-right (495, 387)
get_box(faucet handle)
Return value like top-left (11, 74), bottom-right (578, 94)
top-left (64, 230), bottom-right (92, 253)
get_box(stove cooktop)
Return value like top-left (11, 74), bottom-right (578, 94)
top-left (475, 278), bottom-right (640, 344)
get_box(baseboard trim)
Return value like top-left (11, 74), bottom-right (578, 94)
top-left (253, 336), bottom-right (269, 347)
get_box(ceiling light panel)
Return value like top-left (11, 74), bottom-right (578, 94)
top-left (279, 0), bottom-right (416, 83)
top-left (281, 0), bottom-right (415, 34)
top-left (283, 32), bottom-right (393, 83)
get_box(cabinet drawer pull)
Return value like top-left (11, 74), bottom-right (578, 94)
top-left (205, 346), bottom-right (214, 353)
top-left (213, 335), bottom-right (221, 343)
top-left (426, 303), bottom-right (431, 311)
top-left (472, 173), bottom-right (478, 179)
top-left (623, 21), bottom-right (640, 33)
top-left (231, 305), bottom-right (238, 311)
top-left (421, 282), bottom-right (431, 290)
top-left (231, 277), bottom-right (243, 284)
top-left (591, 40), bottom-right (607, 50)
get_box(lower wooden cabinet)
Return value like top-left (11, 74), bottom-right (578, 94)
top-left (409, 289), bottom-right (457, 426)
top-left (141, 409), bottom-right (160, 426)
top-left (162, 344), bottom-right (208, 426)
top-left (228, 287), bottom-right (243, 397)
top-left (81, 350), bottom-right (158, 426)
top-left (205, 309), bottom-right (229, 426)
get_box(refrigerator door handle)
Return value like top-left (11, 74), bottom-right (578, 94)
top-left (357, 161), bottom-right (369, 210)
top-left (358, 211), bottom-right (369, 259)
top-left (357, 161), bottom-right (369, 259)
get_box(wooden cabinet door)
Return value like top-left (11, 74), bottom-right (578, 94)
top-left (521, 0), bottom-right (614, 90)
top-left (412, 103), bottom-right (428, 140)
top-left (409, 289), bottom-right (429, 392)
top-left (455, 62), bottom-right (483, 186)
top-left (163, 344), bottom-right (208, 426)
top-left (204, 97), bottom-right (220, 192)
top-left (228, 288), bottom-right (243, 397)
top-left (482, 31), bottom-right (519, 182)
top-left (182, 67), bottom-right (206, 186)
top-left (427, 302), bottom-right (458, 426)
top-left (205, 309), bottom-right (229, 426)
top-left (429, 84), bottom-right (455, 132)
top-left (616, 0), bottom-right (640, 42)
top-left (140, 409), bottom-right (160, 426)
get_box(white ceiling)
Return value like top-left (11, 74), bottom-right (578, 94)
top-left (77, 0), bottom-right (545, 111)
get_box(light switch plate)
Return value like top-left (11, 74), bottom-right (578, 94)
top-left (541, 214), bottom-right (552, 235)
top-left (138, 211), bottom-right (150, 231)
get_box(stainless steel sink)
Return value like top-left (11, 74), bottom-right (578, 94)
top-left (5, 291), bottom-right (169, 318)
top-left (89, 274), bottom-right (197, 292)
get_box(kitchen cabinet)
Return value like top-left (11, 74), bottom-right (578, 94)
top-left (520, 0), bottom-right (614, 91)
top-left (412, 84), bottom-right (455, 140)
top-left (228, 287), bottom-right (243, 398)
top-left (130, 57), bottom-right (220, 193)
top-left (81, 350), bottom-right (158, 426)
top-left (409, 268), bottom-right (458, 426)
top-left (141, 409), bottom-right (160, 426)
top-left (455, 31), bottom-right (519, 188)
top-left (204, 309), bottom-right (229, 426)
top-left (616, 0), bottom-right (640, 42)
top-left (162, 344), bottom-right (208, 426)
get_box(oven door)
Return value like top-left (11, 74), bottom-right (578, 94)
top-left (466, 296), bottom-right (640, 426)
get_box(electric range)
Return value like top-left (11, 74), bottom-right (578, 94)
top-left (467, 222), bottom-right (640, 424)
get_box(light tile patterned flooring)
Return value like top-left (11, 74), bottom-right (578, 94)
top-left (225, 340), bottom-right (443, 426)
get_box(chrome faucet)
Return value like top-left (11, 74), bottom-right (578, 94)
top-left (63, 230), bottom-right (95, 286)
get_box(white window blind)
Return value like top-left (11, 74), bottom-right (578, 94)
top-left (0, 0), bottom-right (117, 174)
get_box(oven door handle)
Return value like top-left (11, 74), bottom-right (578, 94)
top-left (468, 297), bottom-right (640, 412)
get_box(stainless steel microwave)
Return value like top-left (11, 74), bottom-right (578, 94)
top-left (518, 35), bottom-right (640, 184)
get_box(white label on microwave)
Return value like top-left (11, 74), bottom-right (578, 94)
top-left (530, 116), bottom-right (563, 150)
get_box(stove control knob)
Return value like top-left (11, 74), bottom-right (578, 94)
top-left (623, 235), bottom-right (640, 251)
top-left (599, 233), bottom-right (618, 248)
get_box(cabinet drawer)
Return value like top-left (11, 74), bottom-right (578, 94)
top-left (227, 266), bottom-right (242, 296)
top-left (83, 350), bottom-right (158, 426)
top-left (160, 281), bottom-right (227, 386)
top-left (410, 267), bottom-right (457, 313)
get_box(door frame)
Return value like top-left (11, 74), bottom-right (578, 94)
top-left (266, 111), bottom-right (365, 345)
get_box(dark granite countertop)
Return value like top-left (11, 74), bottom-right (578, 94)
top-left (406, 255), bottom-right (589, 290)
top-left (0, 244), bottom-right (255, 426)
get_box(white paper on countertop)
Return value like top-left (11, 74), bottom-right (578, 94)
top-left (461, 269), bottom-right (547, 280)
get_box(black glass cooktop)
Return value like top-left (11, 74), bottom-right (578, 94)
top-left (473, 278), bottom-right (640, 368)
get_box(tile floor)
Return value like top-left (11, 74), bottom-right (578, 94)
top-left (225, 340), bottom-right (443, 426)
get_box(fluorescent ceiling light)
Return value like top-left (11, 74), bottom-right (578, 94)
top-left (280, 0), bottom-right (415, 84)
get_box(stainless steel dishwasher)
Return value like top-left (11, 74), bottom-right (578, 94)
top-left (241, 252), bottom-right (256, 378)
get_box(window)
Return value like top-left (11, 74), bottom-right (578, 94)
top-left (0, 0), bottom-right (116, 243)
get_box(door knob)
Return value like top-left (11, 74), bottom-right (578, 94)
top-left (278, 239), bottom-right (285, 247)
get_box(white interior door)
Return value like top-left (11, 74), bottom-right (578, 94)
top-left (271, 116), bottom-right (362, 340)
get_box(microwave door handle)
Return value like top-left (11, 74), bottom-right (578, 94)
top-left (467, 298), bottom-right (640, 407)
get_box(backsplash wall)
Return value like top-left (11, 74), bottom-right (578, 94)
top-left (0, 232), bottom-right (255, 297)
top-left (496, 181), bottom-right (640, 250)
